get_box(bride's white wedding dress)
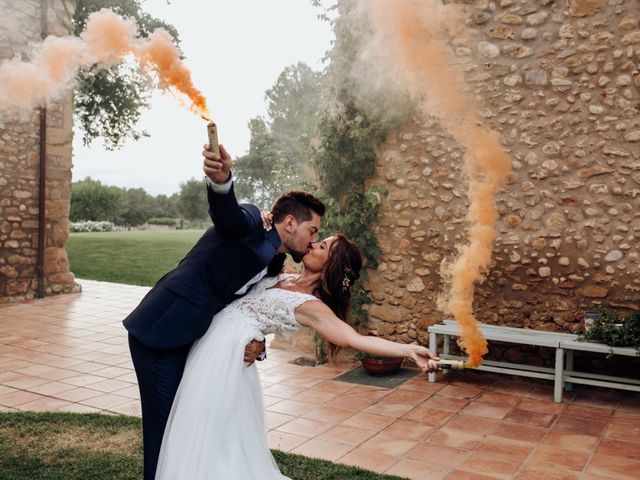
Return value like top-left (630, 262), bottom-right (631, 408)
top-left (155, 273), bottom-right (318, 480)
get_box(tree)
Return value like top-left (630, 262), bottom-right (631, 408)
top-left (176, 179), bottom-right (209, 222)
top-left (69, 0), bottom-right (180, 150)
top-left (233, 62), bottom-right (323, 208)
top-left (70, 177), bottom-right (124, 222)
top-left (118, 187), bottom-right (155, 226)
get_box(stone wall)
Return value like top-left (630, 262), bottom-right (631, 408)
top-left (364, 0), bottom-right (640, 346)
top-left (0, 0), bottom-right (78, 301)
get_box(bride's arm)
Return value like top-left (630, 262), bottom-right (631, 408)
top-left (295, 301), bottom-right (440, 372)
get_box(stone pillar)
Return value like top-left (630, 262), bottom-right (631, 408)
top-left (0, 0), bottom-right (78, 301)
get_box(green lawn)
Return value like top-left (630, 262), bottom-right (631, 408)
top-left (0, 412), bottom-right (408, 480)
top-left (66, 230), bottom-right (206, 286)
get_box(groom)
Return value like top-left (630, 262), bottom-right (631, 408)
top-left (123, 142), bottom-right (325, 480)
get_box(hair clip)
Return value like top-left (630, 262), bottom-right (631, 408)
top-left (342, 273), bottom-right (352, 292)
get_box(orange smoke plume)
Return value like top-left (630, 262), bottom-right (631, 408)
top-left (0, 9), bottom-right (210, 120)
top-left (366, 1), bottom-right (511, 367)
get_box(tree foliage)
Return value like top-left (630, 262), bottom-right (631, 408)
top-left (70, 178), bottom-right (124, 222)
top-left (176, 179), bottom-right (209, 222)
top-left (233, 62), bottom-right (323, 208)
top-left (70, 0), bottom-right (180, 150)
top-left (70, 178), bottom-right (182, 226)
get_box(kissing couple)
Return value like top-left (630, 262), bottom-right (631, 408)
top-left (123, 140), bottom-right (440, 479)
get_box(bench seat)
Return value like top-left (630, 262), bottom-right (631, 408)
top-left (428, 320), bottom-right (640, 402)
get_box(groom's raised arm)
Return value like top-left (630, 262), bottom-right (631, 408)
top-left (203, 143), bottom-right (260, 239)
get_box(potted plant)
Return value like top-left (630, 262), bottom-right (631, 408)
top-left (580, 308), bottom-right (640, 355)
top-left (355, 351), bottom-right (403, 375)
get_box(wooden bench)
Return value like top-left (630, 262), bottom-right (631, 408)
top-left (428, 319), bottom-right (640, 402)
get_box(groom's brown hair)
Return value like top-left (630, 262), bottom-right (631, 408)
top-left (271, 191), bottom-right (325, 224)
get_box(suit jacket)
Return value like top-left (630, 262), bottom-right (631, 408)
top-left (123, 182), bottom-right (285, 349)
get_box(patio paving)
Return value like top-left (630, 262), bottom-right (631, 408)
top-left (1, 279), bottom-right (639, 480)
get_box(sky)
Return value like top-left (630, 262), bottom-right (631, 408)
top-left (71, 0), bottom-right (334, 196)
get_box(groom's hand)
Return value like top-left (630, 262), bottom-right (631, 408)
top-left (203, 143), bottom-right (232, 184)
top-left (244, 340), bottom-right (265, 366)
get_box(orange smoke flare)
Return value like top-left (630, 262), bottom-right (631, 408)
top-left (367, 0), bottom-right (512, 367)
top-left (0, 8), bottom-right (211, 120)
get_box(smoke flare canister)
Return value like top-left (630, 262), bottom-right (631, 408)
top-left (207, 122), bottom-right (220, 157)
top-left (437, 359), bottom-right (466, 370)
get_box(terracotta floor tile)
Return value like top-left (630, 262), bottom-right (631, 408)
top-left (404, 406), bottom-right (454, 427)
top-left (26, 381), bottom-right (76, 396)
top-left (382, 419), bottom-right (435, 441)
top-left (438, 384), bottom-right (483, 400)
top-left (265, 411), bottom-right (295, 429)
top-left (490, 380), bottom-right (533, 397)
top-left (3, 374), bottom-right (50, 390)
top-left (290, 438), bottom-right (354, 462)
top-left (596, 438), bottom-right (640, 462)
top-left (604, 420), bottom-right (640, 443)
top-left (447, 470), bottom-right (502, 480)
top-left (107, 400), bottom-right (141, 416)
top-left (475, 390), bottom-right (523, 409)
top-left (527, 445), bottom-right (590, 471)
top-left (461, 402), bottom-right (513, 420)
top-left (586, 454), bottom-right (640, 480)
top-left (428, 427), bottom-right (485, 450)
top-left (317, 424), bottom-right (375, 446)
top-left (301, 405), bottom-right (354, 423)
top-left (289, 389), bottom-right (336, 405)
top-left (341, 412), bottom-right (396, 432)
top-left (476, 435), bottom-right (534, 463)
top-left (542, 431), bottom-right (599, 453)
top-left (515, 463), bottom-right (580, 480)
top-left (261, 383), bottom-right (305, 399)
top-left (385, 458), bottom-right (449, 480)
top-left (276, 417), bottom-right (333, 437)
top-left (91, 366), bottom-right (132, 379)
top-left (398, 379), bottom-right (445, 395)
top-left (506, 408), bottom-right (556, 428)
top-left (445, 414), bottom-right (500, 435)
top-left (420, 394), bottom-right (470, 412)
top-left (267, 430), bottom-right (308, 452)
top-left (0, 390), bottom-right (43, 407)
top-left (60, 373), bottom-right (107, 388)
top-left (79, 393), bottom-right (131, 410)
top-left (458, 451), bottom-right (522, 480)
top-left (564, 403), bottom-right (614, 419)
top-left (267, 399), bottom-right (317, 416)
top-left (382, 389), bottom-right (431, 406)
top-left (337, 447), bottom-right (397, 474)
top-left (406, 442), bottom-right (469, 468)
top-left (364, 400), bottom-right (416, 418)
top-left (83, 378), bottom-right (131, 393)
top-left (552, 415), bottom-right (608, 437)
top-left (15, 396), bottom-right (72, 412)
top-left (359, 429), bottom-right (420, 456)
top-left (262, 394), bottom-right (280, 408)
top-left (51, 387), bottom-right (103, 403)
top-left (516, 397), bottom-right (566, 415)
top-left (309, 380), bottom-right (356, 395)
top-left (492, 422), bottom-right (547, 443)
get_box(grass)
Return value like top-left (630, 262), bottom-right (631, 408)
top-left (0, 412), bottom-right (409, 480)
top-left (66, 230), bottom-right (206, 286)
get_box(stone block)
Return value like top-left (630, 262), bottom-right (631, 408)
top-left (569, 0), bottom-right (606, 17)
top-left (44, 247), bottom-right (69, 274)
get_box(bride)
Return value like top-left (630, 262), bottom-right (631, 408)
top-left (155, 234), bottom-right (439, 479)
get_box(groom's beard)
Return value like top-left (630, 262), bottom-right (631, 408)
top-left (289, 249), bottom-right (306, 263)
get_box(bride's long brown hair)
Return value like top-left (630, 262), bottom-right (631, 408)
top-left (313, 234), bottom-right (363, 359)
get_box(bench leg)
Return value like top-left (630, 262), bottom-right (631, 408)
top-left (443, 335), bottom-right (450, 356)
top-left (565, 350), bottom-right (574, 391)
top-left (554, 347), bottom-right (564, 403)
top-left (428, 332), bottom-right (437, 383)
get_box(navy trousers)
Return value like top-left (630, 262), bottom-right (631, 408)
top-left (128, 334), bottom-right (191, 480)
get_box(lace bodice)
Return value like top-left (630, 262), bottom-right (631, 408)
top-left (224, 273), bottom-right (319, 335)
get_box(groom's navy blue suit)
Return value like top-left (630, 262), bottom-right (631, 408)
top-left (124, 182), bottom-right (285, 480)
